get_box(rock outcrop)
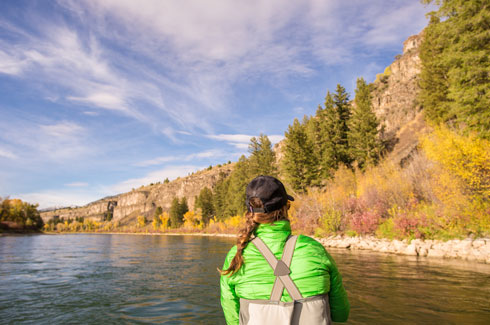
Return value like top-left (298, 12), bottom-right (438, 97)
top-left (40, 164), bottom-right (233, 224)
top-left (371, 32), bottom-right (429, 164)
top-left (371, 33), bottom-right (423, 141)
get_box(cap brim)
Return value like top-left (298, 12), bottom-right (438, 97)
top-left (287, 194), bottom-right (294, 201)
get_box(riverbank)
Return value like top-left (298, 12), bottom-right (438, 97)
top-left (314, 235), bottom-right (490, 264)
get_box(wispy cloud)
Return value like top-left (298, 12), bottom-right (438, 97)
top-left (67, 92), bottom-right (127, 111)
top-left (110, 165), bottom-right (204, 193)
top-left (17, 190), bottom-right (102, 209)
top-left (83, 111), bottom-right (99, 116)
top-left (65, 182), bottom-right (89, 187)
top-left (207, 133), bottom-right (284, 149)
top-left (135, 149), bottom-right (226, 167)
top-left (0, 21), bottom-right (175, 132)
top-left (0, 49), bottom-right (27, 75)
top-left (0, 147), bottom-right (17, 159)
top-left (362, 2), bottom-right (431, 47)
top-left (0, 119), bottom-right (94, 162)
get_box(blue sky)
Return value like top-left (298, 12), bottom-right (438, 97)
top-left (0, 0), bottom-right (434, 209)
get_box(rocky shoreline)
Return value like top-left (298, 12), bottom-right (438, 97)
top-left (314, 235), bottom-right (490, 264)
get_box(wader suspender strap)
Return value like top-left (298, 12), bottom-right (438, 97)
top-left (251, 236), bottom-right (303, 301)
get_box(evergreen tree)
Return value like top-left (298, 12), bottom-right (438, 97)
top-left (248, 134), bottom-right (278, 177)
top-left (281, 118), bottom-right (318, 191)
top-left (332, 84), bottom-right (352, 166)
top-left (195, 187), bottom-right (214, 224)
top-left (154, 206), bottom-right (163, 219)
top-left (419, 14), bottom-right (453, 124)
top-left (420, 0), bottom-right (490, 138)
top-left (169, 197), bottom-right (183, 228)
top-left (179, 197), bottom-right (189, 218)
top-left (318, 92), bottom-right (339, 179)
top-left (315, 87), bottom-right (352, 178)
top-left (227, 155), bottom-right (251, 216)
top-left (213, 172), bottom-right (230, 220)
top-left (303, 114), bottom-right (324, 184)
top-left (348, 78), bottom-right (382, 170)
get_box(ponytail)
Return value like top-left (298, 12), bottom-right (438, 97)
top-left (220, 198), bottom-right (289, 276)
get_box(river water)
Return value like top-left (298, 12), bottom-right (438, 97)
top-left (0, 234), bottom-right (489, 324)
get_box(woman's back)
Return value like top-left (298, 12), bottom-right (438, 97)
top-left (220, 220), bottom-right (349, 324)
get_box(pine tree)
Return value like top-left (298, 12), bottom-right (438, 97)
top-left (213, 172), bottom-right (230, 220)
top-left (153, 206), bottom-right (163, 226)
top-left (304, 114), bottom-right (325, 184)
top-left (248, 134), bottom-right (278, 177)
top-left (333, 84), bottom-right (352, 166)
top-left (195, 187), bottom-right (214, 224)
top-left (281, 118), bottom-right (318, 191)
top-left (227, 155), bottom-right (251, 216)
top-left (169, 197), bottom-right (184, 228)
top-left (420, 0), bottom-right (490, 138)
top-left (315, 87), bottom-right (352, 178)
top-left (419, 14), bottom-right (453, 124)
top-left (348, 78), bottom-right (382, 170)
top-left (318, 92), bottom-right (339, 178)
top-left (179, 197), bottom-right (189, 218)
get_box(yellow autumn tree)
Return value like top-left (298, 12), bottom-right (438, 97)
top-left (137, 215), bottom-right (147, 228)
top-left (422, 126), bottom-right (490, 199)
top-left (183, 210), bottom-right (203, 229)
top-left (421, 126), bottom-right (490, 235)
top-left (159, 212), bottom-right (170, 231)
top-left (152, 216), bottom-right (160, 230)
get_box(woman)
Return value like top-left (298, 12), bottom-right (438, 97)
top-left (220, 175), bottom-right (350, 324)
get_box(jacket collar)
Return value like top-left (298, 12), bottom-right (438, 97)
top-left (255, 220), bottom-right (291, 237)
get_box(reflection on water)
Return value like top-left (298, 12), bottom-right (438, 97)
top-left (0, 234), bottom-right (489, 324)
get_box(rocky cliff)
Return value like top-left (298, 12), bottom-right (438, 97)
top-left (371, 32), bottom-right (428, 163)
top-left (372, 34), bottom-right (423, 137)
top-left (40, 164), bottom-right (233, 224)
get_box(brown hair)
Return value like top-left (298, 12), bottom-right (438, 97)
top-left (220, 197), bottom-right (290, 276)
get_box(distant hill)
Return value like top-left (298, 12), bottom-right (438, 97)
top-left (41, 164), bottom-right (233, 224)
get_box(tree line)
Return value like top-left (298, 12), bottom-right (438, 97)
top-left (282, 79), bottom-right (383, 192)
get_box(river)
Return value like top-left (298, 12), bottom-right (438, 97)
top-left (0, 234), bottom-right (489, 324)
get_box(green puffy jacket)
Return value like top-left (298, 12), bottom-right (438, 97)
top-left (220, 220), bottom-right (350, 324)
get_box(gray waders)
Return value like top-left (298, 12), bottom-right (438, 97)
top-left (239, 236), bottom-right (331, 325)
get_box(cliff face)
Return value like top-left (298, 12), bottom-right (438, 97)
top-left (371, 33), bottom-right (425, 145)
top-left (371, 32), bottom-right (429, 164)
top-left (40, 165), bottom-right (233, 224)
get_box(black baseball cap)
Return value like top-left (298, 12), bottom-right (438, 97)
top-left (245, 175), bottom-right (294, 213)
